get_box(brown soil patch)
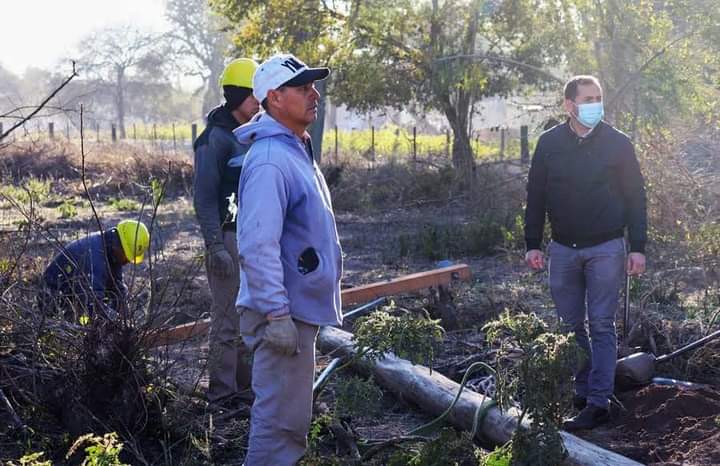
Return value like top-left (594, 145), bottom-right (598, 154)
top-left (580, 384), bottom-right (720, 465)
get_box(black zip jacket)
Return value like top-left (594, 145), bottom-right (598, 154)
top-left (524, 120), bottom-right (647, 253)
top-left (193, 104), bottom-right (249, 247)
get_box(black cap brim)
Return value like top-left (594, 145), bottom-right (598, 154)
top-left (282, 67), bottom-right (330, 87)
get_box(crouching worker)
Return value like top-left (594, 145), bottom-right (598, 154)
top-left (40, 220), bottom-right (150, 321)
top-left (234, 54), bottom-right (343, 465)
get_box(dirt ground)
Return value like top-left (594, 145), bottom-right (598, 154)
top-left (156, 202), bottom-right (720, 465)
top-left (3, 143), bottom-right (720, 464)
top-left (579, 385), bottom-right (720, 465)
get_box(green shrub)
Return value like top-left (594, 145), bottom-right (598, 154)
top-left (335, 375), bottom-right (384, 418)
top-left (0, 177), bottom-right (52, 207)
top-left (8, 452), bottom-right (52, 466)
top-left (109, 197), bottom-right (140, 212)
top-left (65, 432), bottom-right (127, 466)
top-left (484, 311), bottom-right (581, 466)
top-left (388, 428), bottom-right (482, 466)
top-left (353, 306), bottom-right (445, 367)
top-left (398, 217), bottom-right (508, 260)
top-left (57, 200), bottom-right (78, 218)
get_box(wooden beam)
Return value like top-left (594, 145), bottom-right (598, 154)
top-left (143, 264), bottom-right (472, 348)
top-left (142, 318), bottom-right (210, 348)
top-left (341, 264), bottom-right (471, 306)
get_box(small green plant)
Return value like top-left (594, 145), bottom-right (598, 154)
top-left (399, 217), bottom-right (508, 260)
top-left (335, 375), bottom-right (384, 418)
top-left (388, 428), bottom-right (482, 466)
top-left (9, 452), bottom-right (52, 466)
top-left (0, 177), bottom-right (52, 207)
top-left (483, 444), bottom-right (512, 466)
top-left (353, 306), bottom-right (445, 367)
top-left (109, 197), bottom-right (140, 212)
top-left (65, 432), bottom-right (128, 466)
top-left (150, 178), bottom-right (165, 206)
top-left (484, 311), bottom-right (581, 466)
top-left (57, 200), bottom-right (78, 218)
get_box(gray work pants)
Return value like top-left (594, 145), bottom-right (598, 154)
top-left (548, 238), bottom-right (626, 408)
top-left (206, 230), bottom-right (251, 403)
top-left (239, 307), bottom-right (319, 466)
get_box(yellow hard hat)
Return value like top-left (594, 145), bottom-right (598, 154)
top-left (219, 58), bottom-right (258, 89)
top-left (116, 220), bottom-right (150, 264)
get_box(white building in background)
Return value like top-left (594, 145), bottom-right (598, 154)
top-left (324, 93), bottom-right (559, 137)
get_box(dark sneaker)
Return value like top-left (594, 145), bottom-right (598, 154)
top-left (573, 395), bottom-right (587, 411)
top-left (562, 405), bottom-right (609, 431)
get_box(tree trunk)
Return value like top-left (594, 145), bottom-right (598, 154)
top-left (445, 108), bottom-right (475, 188)
top-left (202, 59), bottom-right (224, 115)
top-left (317, 326), bottom-right (644, 466)
top-left (309, 78), bottom-right (327, 164)
top-left (115, 67), bottom-right (127, 139)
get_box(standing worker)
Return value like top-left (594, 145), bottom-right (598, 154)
top-left (234, 53), bottom-right (342, 464)
top-left (41, 220), bottom-right (150, 321)
top-left (524, 75), bottom-right (647, 431)
top-left (193, 58), bottom-right (260, 408)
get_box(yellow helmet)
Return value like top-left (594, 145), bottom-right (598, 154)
top-left (116, 220), bottom-right (150, 264)
top-left (219, 58), bottom-right (258, 89)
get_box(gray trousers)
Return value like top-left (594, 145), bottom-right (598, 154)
top-left (206, 230), bottom-right (252, 403)
top-left (239, 308), bottom-right (319, 466)
top-left (548, 238), bottom-right (626, 408)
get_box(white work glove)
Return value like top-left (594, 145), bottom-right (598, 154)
top-left (264, 314), bottom-right (299, 356)
top-left (206, 243), bottom-right (234, 279)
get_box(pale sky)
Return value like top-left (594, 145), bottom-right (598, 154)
top-left (0, 0), bottom-right (169, 76)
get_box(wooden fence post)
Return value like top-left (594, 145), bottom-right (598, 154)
top-left (191, 123), bottom-right (198, 145)
top-left (133, 123), bottom-right (137, 140)
top-left (371, 125), bottom-right (375, 161)
top-left (96, 123), bottom-right (100, 142)
top-left (111, 124), bottom-right (117, 142)
top-left (172, 123), bottom-right (177, 150)
top-left (48, 122), bottom-right (54, 139)
top-left (446, 129), bottom-right (450, 158)
top-left (521, 125), bottom-right (529, 164)
top-left (499, 128), bottom-right (506, 159)
top-left (334, 125), bottom-right (338, 163)
top-left (413, 126), bottom-right (417, 165)
top-left (66, 121), bottom-right (70, 139)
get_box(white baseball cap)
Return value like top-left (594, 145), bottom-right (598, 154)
top-left (253, 53), bottom-right (330, 104)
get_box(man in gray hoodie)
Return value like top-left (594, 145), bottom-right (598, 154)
top-left (233, 53), bottom-right (342, 465)
top-left (193, 58), bottom-right (259, 407)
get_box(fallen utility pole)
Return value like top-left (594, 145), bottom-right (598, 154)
top-left (317, 326), bottom-right (643, 466)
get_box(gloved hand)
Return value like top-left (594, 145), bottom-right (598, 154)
top-left (263, 314), bottom-right (299, 356)
top-left (207, 243), bottom-right (234, 278)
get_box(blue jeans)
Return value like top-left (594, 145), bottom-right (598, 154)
top-left (548, 238), bottom-right (626, 408)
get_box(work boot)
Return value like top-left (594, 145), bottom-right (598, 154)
top-left (562, 405), bottom-right (609, 431)
top-left (573, 394), bottom-right (587, 411)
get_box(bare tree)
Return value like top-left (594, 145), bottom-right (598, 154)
top-left (165, 0), bottom-right (231, 115)
top-left (0, 62), bottom-right (78, 143)
top-left (77, 25), bottom-right (166, 138)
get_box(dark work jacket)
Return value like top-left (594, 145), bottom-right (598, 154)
top-left (42, 229), bottom-right (126, 314)
top-left (193, 104), bottom-right (250, 247)
top-left (524, 121), bottom-right (647, 253)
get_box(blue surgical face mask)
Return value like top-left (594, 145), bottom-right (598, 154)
top-left (575, 101), bottom-right (604, 129)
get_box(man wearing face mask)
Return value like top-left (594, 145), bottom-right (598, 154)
top-left (524, 75), bottom-right (647, 431)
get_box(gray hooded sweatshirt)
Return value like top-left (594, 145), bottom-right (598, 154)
top-left (233, 112), bottom-right (343, 327)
